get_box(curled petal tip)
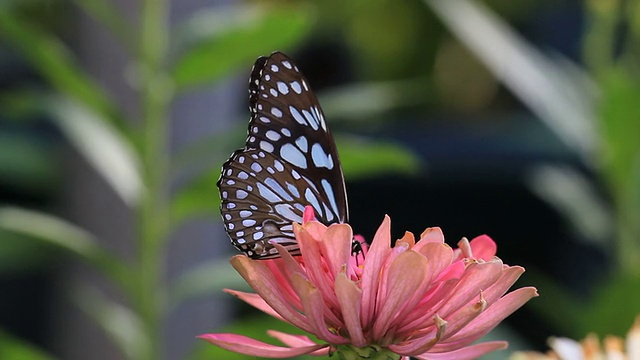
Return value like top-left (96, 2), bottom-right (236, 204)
top-left (302, 205), bottom-right (316, 224)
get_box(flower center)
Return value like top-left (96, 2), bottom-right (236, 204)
top-left (333, 344), bottom-right (401, 360)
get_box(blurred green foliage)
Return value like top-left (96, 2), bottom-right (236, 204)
top-left (0, 329), bottom-right (58, 360)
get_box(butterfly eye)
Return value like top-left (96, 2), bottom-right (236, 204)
top-left (217, 52), bottom-right (349, 259)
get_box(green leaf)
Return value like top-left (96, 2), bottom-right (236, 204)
top-left (0, 230), bottom-right (56, 273)
top-left (580, 273), bottom-right (640, 336)
top-left (73, 286), bottom-right (149, 360)
top-left (425, 0), bottom-right (598, 160)
top-left (0, 10), bottom-right (127, 132)
top-left (47, 96), bottom-right (143, 207)
top-left (172, 5), bottom-right (313, 91)
top-left (171, 168), bottom-right (221, 225)
top-left (171, 124), bottom-right (245, 175)
top-left (319, 78), bottom-right (430, 121)
top-left (0, 207), bottom-right (131, 291)
top-left (72, 0), bottom-right (136, 53)
top-left (517, 268), bottom-right (584, 338)
top-left (168, 258), bottom-right (250, 309)
top-left (0, 330), bottom-right (58, 360)
top-left (0, 131), bottom-right (60, 195)
top-left (335, 135), bottom-right (421, 180)
top-left (170, 124), bottom-right (245, 224)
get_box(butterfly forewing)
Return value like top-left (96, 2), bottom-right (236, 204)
top-left (218, 52), bottom-right (348, 259)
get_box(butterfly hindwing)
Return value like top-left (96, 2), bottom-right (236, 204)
top-left (218, 52), bottom-right (348, 259)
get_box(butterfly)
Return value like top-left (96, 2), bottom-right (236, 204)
top-left (217, 52), bottom-right (349, 259)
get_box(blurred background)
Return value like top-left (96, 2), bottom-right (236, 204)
top-left (0, 0), bottom-right (639, 359)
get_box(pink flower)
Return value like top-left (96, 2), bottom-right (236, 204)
top-left (200, 210), bottom-right (538, 359)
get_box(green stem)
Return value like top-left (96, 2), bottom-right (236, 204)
top-left (137, 0), bottom-right (172, 359)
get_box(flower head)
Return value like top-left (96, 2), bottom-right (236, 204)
top-left (200, 209), bottom-right (538, 359)
top-left (511, 315), bottom-right (640, 360)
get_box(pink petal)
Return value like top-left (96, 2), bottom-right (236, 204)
top-left (295, 224), bottom-right (340, 311)
top-left (224, 289), bottom-right (285, 321)
top-left (321, 224), bottom-right (353, 278)
top-left (414, 242), bottom-right (455, 285)
top-left (266, 330), bottom-right (331, 356)
top-left (413, 341), bottom-right (508, 360)
top-left (389, 316), bottom-right (447, 355)
top-left (395, 261), bottom-right (502, 338)
top-left (480, 265), bottom-right (526, 304)
top-left (198, 333), bottom-right (327, 358)
top-left (290, 272), bottom-right (348, 344)
top-left (264, 259), bottom-right (305, 309)
top-left (302, 205), bottom-right (316, 224)
top-left (300, 220), bottom-right (327, 243)
top-left (435, 287), bottom-right (538, 348)
top-left (388, 251), bottom-right (449, 332)
top-left (434, 260), bottom-right (466, 283)
top-left (436, 260), bottom-right (504, 318)
top-left (395, 279), bottom-right (459, 335)
top-left (397, 231), bottom-right (416, 247)
top-left (361, 215), bottom-right (392, 328)
top-left (438, 294), bottom-right (487, 341)
top-left (373, 250), bottom-right (429, 340)
top-left (373, 241), bottom-right (410, 324)
top-left (468, 235), bottom-right (497, 260)
top-left (335, 272), bottom-right (367, 347)
top-left (230, 256), bottom-right (314, 333)
top-left (417, 227), bottom-right (445, 244)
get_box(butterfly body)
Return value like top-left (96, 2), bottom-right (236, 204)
top-left (218, 52), bottom-right (348, 259)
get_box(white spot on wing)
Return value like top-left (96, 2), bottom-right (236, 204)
top-left (273, 160), bottom-right (285, 172)
top-left (270, 64), bottom-right (279, 72)
top-left (274, 204), bottom-right (301, 222)
top-left (277, 81), bottom-right (289, 95)
top-left (236, 190), bottom-right (248, 199)
top-left (322, 179), bottom-right (340, 219)
top-left (286, 182), bottom-right (300, 198)
top-left (265, 177), bottom-right (293, 201)
top-left (313, 106), bottom-right (327, 131)
top-left (280, 143), bottom-right (307, 169)
top-left (302, 109), bottom-right (319, 130)
top-left (311, 143), bottom-right (333, 169)
top-left (304, 188), bottom-right (322, 217)
top-left (323, 204), bottom-right (335, 222)
top-left (251, 162), bottom-right (263, 172)
top-left (289, 106), bottom-right (306, 125)
top-left (295, 136), bottom-right (308, 152)
top-left (266, 130), bottom-right (281, 141)
top-left (290, 81), bottom-right (302, 94)
top-left (260, 141), bottom-right (274, 153)
top-left (257, 182), bottom-right (281, 202)
top-left (271, 107), bottom-right (283, 118)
